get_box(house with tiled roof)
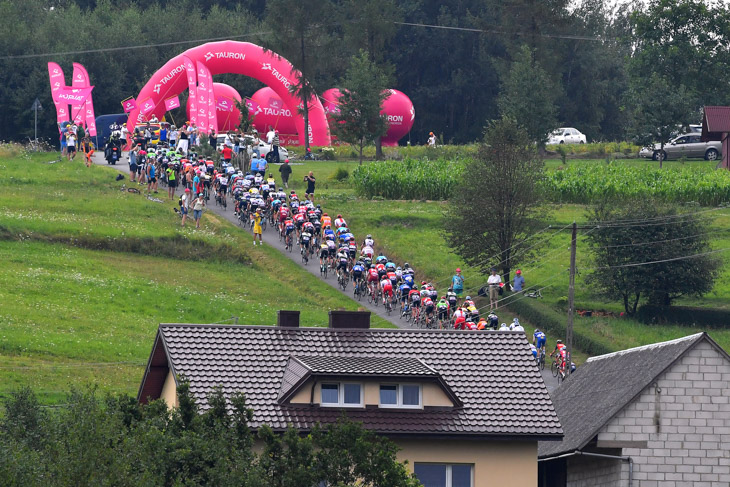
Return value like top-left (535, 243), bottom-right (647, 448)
top-left (538, 332), bottom-right (730, 487)
top-left (138, 311), bottom-right (562, 487)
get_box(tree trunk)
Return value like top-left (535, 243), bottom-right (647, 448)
top-left (659, 141), bottom-right (664, 169)
top-left (375, 136), bottom-right (383, 160)
top-left (359, 140), bottom-right (364, 165)
top-left (631, 293), bottom-right (641, 315)
top-left (623, 293), bottom-right (630, 315)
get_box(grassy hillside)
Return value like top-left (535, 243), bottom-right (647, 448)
top-left (0, 150), bottom-right (389, 403)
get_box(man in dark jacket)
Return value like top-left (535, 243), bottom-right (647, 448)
top-left (278, 158), bottom-right (292, 188)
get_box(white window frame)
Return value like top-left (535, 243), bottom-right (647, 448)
top-left (379, 383), bottom-right (423, 409)
top-left (413, 463), bottom-right (474, 487)
top-left (320, 382), bottom-right (363, 408)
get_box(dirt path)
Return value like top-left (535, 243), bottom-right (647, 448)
top-left (91, 151), bottom-right (408, 329)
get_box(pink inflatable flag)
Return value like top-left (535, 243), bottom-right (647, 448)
top-left (164, 96), bottom-right (181, 111)
top-left (47, 62), bottom-right (69, 129)
top-left (122, 98), bottom-right (138, 113)
top-left (183, 56), bottom-right (198, 126)
top-left (72, 63), bottom-right (97, 136)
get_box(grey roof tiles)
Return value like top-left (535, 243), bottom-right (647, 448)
top-left (148, 324), bottom-right (562, 438)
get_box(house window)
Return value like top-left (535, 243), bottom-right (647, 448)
top-left (379, 384), bottom-right (422, 408)
top-left (414, 464), bottom-right (473, 487)
top-left (320, 383), bottom-right (362, 407)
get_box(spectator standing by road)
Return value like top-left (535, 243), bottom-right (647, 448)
top-left (193, 193), bottom-right (205, 229)
top-left (272, 131), bottom-right (280, 164)
top-left (66, 131), bottom-right (77, 161)
top-left (253, 209), bottom-right (263, 245)
top-left (512, 269), bottom-right (525, 292)
top-left (428, 132), bottom-right (436, 147)
top-left (177, 124), bottom-right (189, 154)
top-left (304, 171), bottom-right (316, 202)
top-left (144, 123), bottom-right (152, 148)
top-left (128, 145), bottom-right (138, 182)
top-left (451, 268), bottom-right (464, 297)
top-left (279, 159), bottom-right (292, 188)
top-left (81, 135), bottom-right (94, 167)
top-left (222, 145), bottom-right (233, 165)
top-left (266, 125), bottom-right (275, 145)
top-left (159, 123), bottom-right (168, 146)
top-left (168, 125), bottom-right (177, 150)
top-left (487, 267), bottom-right (502, 310)
top-left (209, 130), bottom-right (216, 148)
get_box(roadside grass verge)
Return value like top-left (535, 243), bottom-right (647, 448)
top-left (0, 154), bottom-right (391, 403)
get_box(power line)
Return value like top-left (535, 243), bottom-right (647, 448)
top-left (0, 31), bottom-right (272, 60)
top-left (393, 21), bottom-right (606, 42)
top-left (584, 246), bottom-right (730, 270)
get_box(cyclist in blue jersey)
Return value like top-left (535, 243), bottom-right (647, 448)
top-left (533, 329), bottom-right (547, 363)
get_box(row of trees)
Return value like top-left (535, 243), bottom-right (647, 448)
top-left (444, 118), bottom-right (719, 314)
top-left (3, 0), bottom-right (730, 146)
top-left (1, 383), bottom-right (421, 487)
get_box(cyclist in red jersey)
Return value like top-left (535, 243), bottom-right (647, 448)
top-left (380, 277), bottom-right (394, 306)
top-left (367, 265), bottom-right (380, 298)
top-left (409, 288), bottom-right (422, 321)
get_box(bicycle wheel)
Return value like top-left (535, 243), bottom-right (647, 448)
top-left (539, 353), bottom-right (546, 371)
top-left (551, 361), bottom-right (559, 378)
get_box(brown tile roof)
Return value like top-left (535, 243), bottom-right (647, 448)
top-left (701, 106), bottom-right (730, 141)
top-left (142, 324), bottom-right (563, 439)
top-left (296, 355), bottom-right (438, 376)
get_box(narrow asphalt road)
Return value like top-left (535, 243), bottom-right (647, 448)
top-left (92, 151), bottom-right (408, 329)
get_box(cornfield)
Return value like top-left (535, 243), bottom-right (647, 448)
top-left (352, 158), bottom-right (463, 200)
top-left (543, 163), bottom-right (730, 205)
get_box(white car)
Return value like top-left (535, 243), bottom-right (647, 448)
top-left (548, 127), bottom-right (587, 145)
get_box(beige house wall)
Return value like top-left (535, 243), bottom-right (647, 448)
top-left (396, 439), bottom-right (537, 487)
top-left (288, 379), bottom-right (453, 407)
top-left (160, 369), bottom-right (178, 409)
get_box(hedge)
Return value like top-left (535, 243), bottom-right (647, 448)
top-left (636, 304), bottom-right (730, 329)
top-left (507, 296), bottom-right (614, 357)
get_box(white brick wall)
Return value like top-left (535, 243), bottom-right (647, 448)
top-left (566, 455), bottom-right (627, 487)
top-left (589, 339), bottom-right (730, 486)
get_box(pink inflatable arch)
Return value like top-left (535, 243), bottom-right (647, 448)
top-left (250, 87), bottom-right (299, 145)
top-left (185, 82), bottom-right (242, 133)
top-left (127, 40), bottom-right (330, 146)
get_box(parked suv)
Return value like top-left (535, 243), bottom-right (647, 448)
top-left (639, 134), bottom-right (722, 161)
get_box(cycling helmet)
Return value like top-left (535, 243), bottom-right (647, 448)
top-left (534, 329), bottom-right (541, 334)
top-left (396, 266), bottom-right (401, 270)
top-left (366, 234), bottom-right (372, 239)
top-left (404, 263), bottom-right (410, 269)
top-left (556, 339), bottom-right (563, 344)
top-left (465, 296), bottom-right (471, 300)
top-left (370, 264), bottom-right (375, 269)
top-left (337, 214), bottom-right (342, 218)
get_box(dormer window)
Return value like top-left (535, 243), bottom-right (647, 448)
top-left (321, 382), bottom-right (363, 407)
top-left (380, 384), bottom-right (422, 408)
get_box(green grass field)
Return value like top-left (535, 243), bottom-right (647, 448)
top-left (0, 152), bottom-right (389, 403)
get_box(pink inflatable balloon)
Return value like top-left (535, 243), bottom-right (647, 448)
top-left (250, 87), bottom-right (299, 145)
top-left (381, 89), bottom-right (415, 146)
top-left (215, 83), bottom-right (242, 132)
top-left (320, 88), bottom-right (415, 146)
top-left (185, 82), bottom-right (242, 133)
top-left (127, 40), bottom-right (330, 146)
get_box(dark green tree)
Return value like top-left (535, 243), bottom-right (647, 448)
top-left (443, 117), bottom-right (545, 285)
top-left (627, 73), bottom-right (695, 168)
top-left (585, 201), bottom-right (720, 314)
top-left (263, 0), bottom-right (337, 151)
top-left (497, 45), bottom-right (560, 150)
top-left (332, 51), bottom-right (390, 165)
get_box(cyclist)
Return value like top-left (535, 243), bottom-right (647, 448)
top-left (408, 288), bottom-right (422, 322)
top-left (319, 241), bottom-right (330, 269)
top-left (300, 227), bottom-right (312, 256)
top-left (361, 243), bottom-right (374, 261)
top-left (436, 296), bottom-right (449, 327)
top-left (446, 288), bottom-right (458, 315)
top-left (395, 266), bottom-right (403, 283)
top-left (363, 234), bottom-right (374, 248)
top-left (422, 294), bottom-right (435, 326)
top-left (487, 312), bottom-right (499, 330)
top-left (462, 295), bottom-right (475, 309)
top-left (348, 239), bottom-right (358, 261)
top-left (334, 214), bottom-right (347, 228)
top-left (336, 248), bottom-right (350, 281)
top-left (550, 340), bottom-right (567, 377)
top-left (402, 271), bottom-right (415, 290)
top-left (284, 218), bottom-right (296, 249)
top-left (320, 212), bottom-right (332, 228)
top-left (453, 307), bottom-right (467, 330)
top-left (530, 343), bottom-right (538, 360)
top-left (499, 322), bottom-right (510, 331)
top-left (380, 275), bottom-right (394, 307)
top-left (510, 318), bottom-right (524, 332)
top-left (218, 172), bottom-right (228, 204)
top-left (533, 329), bottom-right (546, 363)
top-left (399, 279), bottom-right (412, 312)
top-left (367, 264), bottom-right (380, 298)
top-left (323, 225), bottom-right (336, 242)
top-left (326, 237), bottom-right (337, 267)
top-left (352, 260), bottom-right (365, 291)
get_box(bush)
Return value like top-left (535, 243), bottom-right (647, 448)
top-left (546, 142), bottom-right (641, 158)
top-left (352, 157), bottom-right (463, 200)
top-left (331, 167), bottom-right (350, 181)
top-left (636, 304), bottom-right (730, 329)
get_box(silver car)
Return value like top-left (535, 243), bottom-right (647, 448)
top-left (639, 134), bottom-right (722, 161)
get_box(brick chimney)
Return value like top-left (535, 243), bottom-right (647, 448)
top-left (328, 310), bottom-right (371, 329)
top-left (277, 310), bottom-right (300, 328)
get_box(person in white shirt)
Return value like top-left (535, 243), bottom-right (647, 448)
top-left (487, 267), bottom-right (502, 310)
top-left (266, 125), bottom-right (275, 144)
top-left (427, 131), bottom-right (436, 147)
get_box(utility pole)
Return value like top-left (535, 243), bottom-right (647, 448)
top-left (566, 222), bottom-right (577, 376)
top-left (31, 98), bottom-right (43, 148)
